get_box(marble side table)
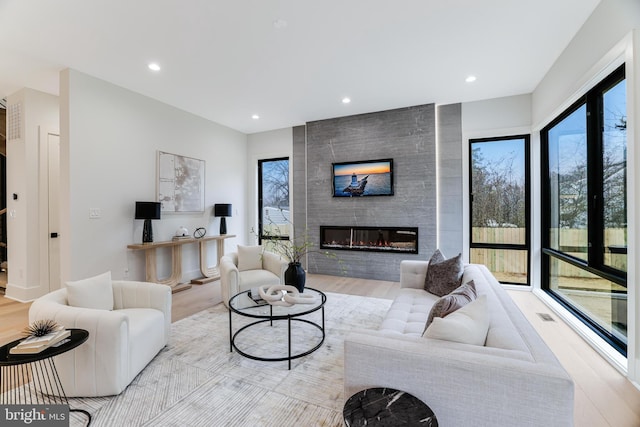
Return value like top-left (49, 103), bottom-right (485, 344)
top-left (343, 387), bottom-right (438, 426)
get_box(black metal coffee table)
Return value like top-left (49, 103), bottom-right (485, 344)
top-left (228, 287), bottom-right (326, 369)
top-left (0, 328), bottom-right (92, 425)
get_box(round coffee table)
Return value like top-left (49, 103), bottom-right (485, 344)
top-left (228, 287), bottom-right (326, 370)
top-left (344, 387), bottom-right (438, 426)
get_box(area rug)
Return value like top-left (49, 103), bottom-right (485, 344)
top-left (65, 292), bottom-right (392, 426)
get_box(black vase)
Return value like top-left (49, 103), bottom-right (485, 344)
top-left (285, 262), bottom-right (306, 293)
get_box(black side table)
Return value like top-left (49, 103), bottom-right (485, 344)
top-left (0, 328), bottom-right (91, 425)
top-left (344, 387), bottom-right (438, 427)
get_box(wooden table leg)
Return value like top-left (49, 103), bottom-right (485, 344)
top-left (144, 247), bottom-right (192, 293)
top-left (191, 238), bottom-right (226, 285)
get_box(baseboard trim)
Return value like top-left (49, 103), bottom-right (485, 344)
top-left (4, 283), bottom-right (46, 302)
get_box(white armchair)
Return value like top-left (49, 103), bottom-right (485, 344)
top-left (28, 278), bottom-right (171, 397)
top-left (220, 245), bottom-right (288, 308)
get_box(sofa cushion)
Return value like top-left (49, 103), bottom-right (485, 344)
top-left (120, 308), bottom-right (166, 381)
top-left (424, 251), bottom-right (463, 296)
top-left (424, 295), bottom-right (490, 345)
top-left (425, 280), bottom-right (477, 329)
top-left (66, 271), bottom-right (113, 310)
top-left (237, 245), bottom-right (263, 271)
top-left (238, 269), bottom-right (281, 289)
top-left (461, 265), bottom-right (531, 353)
top-left (379, 288), bottom-right (439, 336)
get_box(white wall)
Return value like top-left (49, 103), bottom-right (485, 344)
top-left (5, 88), bottom-right (59, 301)
top-left (531, 0), bottom-right (640, 383)
top-left (246, 127), bottom-right (293, 245)
top-left (533, 0), bottom-right (640, 128)
top-left (59, 69), bottom-right (248, 284)
top-left (462, 94), bottom-right (531, 134)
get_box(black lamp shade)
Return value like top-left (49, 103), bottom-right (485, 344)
top-left (135, 202), bottom-right (161, 220)
top-left (214, 204), bottom-right (232, 217)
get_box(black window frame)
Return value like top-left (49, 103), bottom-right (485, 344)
top-left (541, 64), bottom-right (627, 354)
top-left (258, 157), bottom-right (290, 244)
top-left (469, 134), bottom-right (531, 286)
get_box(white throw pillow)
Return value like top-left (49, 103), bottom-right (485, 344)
top-left (66, 271), bottom-right (114, 310)
top-left (424, 295), bottom-right (489, 346)
top-left (237, 245), bottom-right (263, 271)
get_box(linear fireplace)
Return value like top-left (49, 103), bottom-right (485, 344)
top-left (320, 226), bottom-right (418, 254)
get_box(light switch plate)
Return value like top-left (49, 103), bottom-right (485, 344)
top-left (89, 208), bottom-right (101, 219)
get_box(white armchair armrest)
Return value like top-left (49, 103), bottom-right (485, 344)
top-left (112, 280), bottom-right (171, 342)
top-left (220, 255), bottom-right (240, 307)
top-left (262, 251), bottom-right (287, 280)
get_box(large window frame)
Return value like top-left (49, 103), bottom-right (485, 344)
top-left (258, 157), bottom-right (290, 244)
top-left (541, 64), bottom-right (627, 354)
top-left (469, 135), bottom-right (531, 286)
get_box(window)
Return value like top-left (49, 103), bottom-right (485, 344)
top-left (469, 135), bottom-right (530, 285)
top-left (258, 157), bottom-right (290, 242)
top-left (542, 65), bottom-right (627, 354)
top-left (546, 105), bottom-right (588, 261)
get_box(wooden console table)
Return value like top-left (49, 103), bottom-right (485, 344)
top-left (127, 235), bottom-right (235, 293)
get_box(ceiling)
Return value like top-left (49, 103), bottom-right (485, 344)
top-left (0, 0), bottom-right (601, 134)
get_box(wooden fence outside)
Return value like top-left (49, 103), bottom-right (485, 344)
top-left (472, 227), bottom-right (626, 277)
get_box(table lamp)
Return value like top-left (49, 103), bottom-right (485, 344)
top-left (135, 201), bottom-right (161, 243)
top-left (214, 204), bottom-right (232, 235)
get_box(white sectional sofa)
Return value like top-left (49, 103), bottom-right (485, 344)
top-left (344, 262), bottom-right (574, 427)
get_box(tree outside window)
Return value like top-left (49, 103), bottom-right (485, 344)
top-left (258, 158), bottom-right (290, 241)
top-left (541, 64), bottom-right (627, 354)
top-left (470, 136), bottom-right (529, 285)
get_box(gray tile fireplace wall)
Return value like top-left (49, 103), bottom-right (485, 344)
top-left (292, 103), bottom-right (462, 282)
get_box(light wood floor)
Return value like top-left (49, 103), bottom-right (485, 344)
top-left (1, 274), bottom-right (639, 426)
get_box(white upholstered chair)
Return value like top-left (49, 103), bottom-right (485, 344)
top-left (28, 272), bottom-right (171, 397)
top-left (220, 245), bottom-right (288, 308)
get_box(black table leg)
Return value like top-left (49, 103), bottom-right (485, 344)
top-left (71, 408), bottom-right (92, 426)
top-left (288, 315), bottom-right (292, 370)
top-left (229, 307), bottom-right (233, 352)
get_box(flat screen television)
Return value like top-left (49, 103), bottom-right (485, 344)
top-left (332, 158), bottom-right (393, 197)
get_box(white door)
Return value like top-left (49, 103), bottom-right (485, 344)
top-left (48, 133), bottom-right (61, 290)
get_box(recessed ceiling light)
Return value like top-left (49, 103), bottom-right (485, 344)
top-left (252, 114), bottom-right (260, 120)
top-left (148, 63), bottom-right (161, 72)
top-left (342, 97), bottom-right (351, 104)
top-left (465, 75), bottom-right (477, 83)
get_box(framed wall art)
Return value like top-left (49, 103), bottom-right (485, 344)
top-left (157, 151), bottom-right (205, 213)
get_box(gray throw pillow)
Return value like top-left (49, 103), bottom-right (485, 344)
top-left (424, 251), bottom-right (463, 296)
top-left (425, 280), bottom-right (477, 330)
top-left (429, 248), bottom-right (446, 265)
